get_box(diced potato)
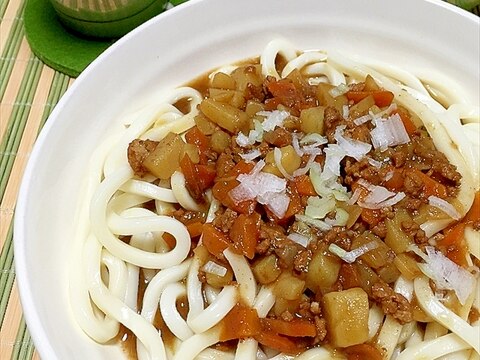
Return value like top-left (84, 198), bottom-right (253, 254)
top-left (364, 74), bottom-right (380, 91)
top-left (414, 204), bottom-right (450, 224)
top-left (352, 232), bottom-right (392, 269)
top-left (229, 91), bottom-right (245, 109)
top-left (231, 65), bottom-right (262, 91)
top-left (274, 272), bottom-right (305, 301)
top-left (204, 260), bottom-right (234, 288)
top-left (349, 95), bottom-right (375, 118)
top-left (245, 101), bottom-right (265, 117)
top-left (306, 249), bottom-right (341, 292)
top-left (253, 254), bottom-right (281, 284)
top-left (200, 98), bottom-right (249, 133)
top-left (180, 143), bottom-right (200, 164)
top-left (194, 113), bottom-right (217, 135)
top-left (273, 297), bottom-right (303, 317)
top-left (300, 106), bottom-right (325, 134)
top-left (210, 130), bottom-right (231, 154)
top-left (264, 145), bottom-right (302, 177)
top-left (143, 132), bottom-right (185, 180)
top-left (209, 88), bottom-right (235, 103)
top-left (316, 83), bottom-right (348, 111)
top-left (356, 261), bottom-right (379, 295)
top-left (385, 209), bottom-right (413, 254)
top-left (208, 89), bottom-right (245, 109)
top-left (323, 288), bottom-right (369, 347)
top-left (377, 262), bottom-right (401, 284)
top-left (393, 253), bottom-right (422, 281)
top-left (211, 72), bottom-right (236, 90)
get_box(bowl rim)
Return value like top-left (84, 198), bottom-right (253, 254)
top-left (13, 0), bottom-right (480, 358)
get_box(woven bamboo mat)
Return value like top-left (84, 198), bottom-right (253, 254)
top-left (0, 0), bottom-right (478, 359)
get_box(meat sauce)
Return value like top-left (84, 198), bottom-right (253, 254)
top-left (124, 55), bottom-right (477, 358)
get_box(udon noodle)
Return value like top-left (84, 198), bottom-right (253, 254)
top-left (70, 39), bottom-right (480, 360)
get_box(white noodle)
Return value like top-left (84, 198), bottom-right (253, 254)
top-left (160, 282), bottom-right (193, 341)
top-left (72, 39), bottom-right (480, 360)
top-left (224, 248), bottom-right (257, 306)
top-left (187, 285), bottom-right (237, 333)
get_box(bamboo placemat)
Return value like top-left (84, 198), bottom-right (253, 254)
top-left (0, 0), bottom-right (478, 359)
top-left (1, 0), bottom-right (73, 358)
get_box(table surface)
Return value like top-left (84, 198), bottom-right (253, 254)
top-left (0, 0), bottom-right (478, 359)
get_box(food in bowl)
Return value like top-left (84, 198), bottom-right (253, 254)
top-left (70, 39), bottom-right (480, 359)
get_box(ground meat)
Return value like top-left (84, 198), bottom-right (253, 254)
top-left (371, 280), bottom-right (413, 324)
top-left (256, 222), bottom-right (287, 255)
top-left (431, 160), bottom-right (461, 185)
top-left (313, 317), bottom-right (327, 344)
top-left (321, 227), bottom-right (353, 250)
top-left (280, 310), bottom-right (294, 322)
top-left (403, 170), bottom-right (424, 197)
top-left (346, 123), bottom-right (371, 143)
top-left (402, 196), bottom-right (423, 211)
top-left (472, 219), bottom-right (480, 231)
top-left (371, 221), bottom-right (387, 238)
top-left (127, 139), bottom-right (159, 177)
top-left (263, 127), bottom-right (292, 147)
top-left (324, 106), bottom-right (345, 143)
top-left (294, 249), bottom-right (312, 273)
top-left (273, 238), bottom-right (304, 269)
top-left (412, 136), bottom-right (461, 186)
top-left (310, 301), bottom-right (322, 315)
top-left (245, 82), bottom-right (266, 102)
top-left (401, 219), bottom-right (427, 244)
top-left (344, 158), bottom-right (385, 186)
top-left (212, 208), bottom-right (238, 233)
top-left (215, 152), bottom-right (235, 178)
top-left (392, 150), bottom-right (407, 168)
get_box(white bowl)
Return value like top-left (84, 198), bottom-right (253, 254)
top-left (14, 0), bottom-right (480, 359)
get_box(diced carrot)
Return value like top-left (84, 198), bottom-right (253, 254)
top-left (384, 168), bottom-right (404, 192)
top-left (225, 160), bottom-right (255, 178)
top-left (437, 191), bottom-right (480, 267)
top-left (261, 318), bottom-right (317, 337)
top-left (254, 330), bottom-right (300, 355)
top-left (212, 179), bottom-right (256, 214)
top-left (346, 90), bottom-right (394, 107)
top-left (264, 184), bottom-right (303, 223)
top-left (393, 108), bottom-right (417, 136)
top-left (265, 97), bottom-right (282, 111)
top-left (284, 185), bottom-right (303, 219)
top-left (186, 221), bottom-right (204, 238)
top-left (361, 208), bottom-right (382, 226)
top-left (293, 175), bottom-right (317, 196)
top-left (444, 242), bottom-right (469, 267)
top-left (202, 223), bottom-right (232, 259)
top-left (220, 304), bottom-right (262, 341)
top-left (266, 79), bottom-right (297, 99)
top-left (196, 164), bottom-right (216, 190)
top-left (180, 154), bottom-right (203, 200)
top-left (465, 191), bottom-right (480, 223)
top-left (213, 160), bottom-right (256, 214)
top-left (344, 344), bottom-right (383, 360)
top-left (185, 126), bottom-right (209, 151)
top-left (180, 155), bottom-right (217, 201)
top-left (229, 212), bottom-right (261, 259)
top-left (408, 169), bottom-right (448, 199)
top-left (185, 126), bottom-right (210, 164)
top-left (440, 223), bottom-right (466, 247)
